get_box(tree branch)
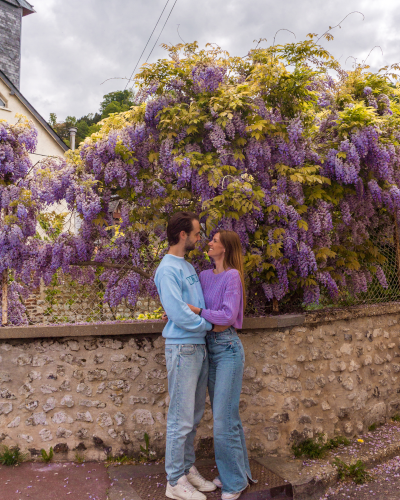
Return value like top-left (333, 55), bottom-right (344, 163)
top-left (76, 261), bottom-right (152, 279)
top-left (316, 11), bottom-right (365, 44)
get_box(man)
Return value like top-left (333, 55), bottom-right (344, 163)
top-left (155, 212), bottom-right (222, 500)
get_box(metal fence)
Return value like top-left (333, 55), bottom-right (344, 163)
top-left (6, 202), bottom-right (400, 326)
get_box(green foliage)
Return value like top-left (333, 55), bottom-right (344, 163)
top-left (0, 446), bottom-right (27, 466)
top-left (49, 90), bottom-right (135, 147)
top-left (333, 457), bottom-right (371, 484)
top-left (37, 212), bottom-right (69, 241)
top-left (137, 307), bottom-right (164, 320)
top-left (106, 454), bottom-right (132, 465)
top-left (326, 436), bottom-right (350, 449)
top-left (100, 90), bottom-right (135, 116)
top-left (40, 447), bottom-right (53, 463)
top-left (292, 434), bottom-right (349, 459)
top-left (140, 432), bottom-right (157, 461)
top-left (392, 414), bottom-right (400, 422)
top-left (368, 422), bottom-right (379, 431)
top-left (74, 451), bottom-right (85, 463)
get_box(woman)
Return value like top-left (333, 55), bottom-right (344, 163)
top-left (188, 230), bottom-right (254, 500)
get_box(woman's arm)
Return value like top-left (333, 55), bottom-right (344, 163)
top-left (200, 272), bottom-right (242, 326)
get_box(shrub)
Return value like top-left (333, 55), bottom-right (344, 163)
top-left (0, 446), bottom-right (27, 466)
top-left (7, 34), bottom-right (400, 321)
top-left (292, 433), bottom-right (349, 459)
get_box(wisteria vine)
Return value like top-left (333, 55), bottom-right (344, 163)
top-left (4, 38), bottom-right (400, 324)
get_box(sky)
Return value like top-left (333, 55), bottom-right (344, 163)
top-left (19, 0), bottom-right (400, 122)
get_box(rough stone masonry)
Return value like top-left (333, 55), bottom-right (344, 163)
top-left (0, 0), bottom-right (23, 89)
top-left (0, 304), bottom-right (400, 461)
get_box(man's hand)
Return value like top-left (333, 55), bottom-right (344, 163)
top-left (187, 303), bottom-right (201, 315)
top-left (162, 313), bottom-right (168, 322)
top-left (212, 324), bottom-right (230, 333)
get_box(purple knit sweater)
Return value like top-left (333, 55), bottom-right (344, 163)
top-left (199, 268), bottom-right (243, 329)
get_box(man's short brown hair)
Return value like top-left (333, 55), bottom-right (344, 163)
top-left (167, 212), bottom-right (199, 246)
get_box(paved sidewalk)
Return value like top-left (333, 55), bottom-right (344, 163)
top-left (0, 461), bottom-right (111, 500)
top-left (0, 458), bottom-right (292, 500)
top-left (322, 454), bottom-right (400, 499)
top-left (107, 459), bottom-right (293, 500)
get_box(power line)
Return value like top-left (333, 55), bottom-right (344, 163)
top-left (124, 0), bottom-right (172, 90)
top-left (131, 0), bottom-right (179, 89)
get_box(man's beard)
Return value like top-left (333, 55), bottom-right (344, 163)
top-left (184, 241), bottom-right (196, 252)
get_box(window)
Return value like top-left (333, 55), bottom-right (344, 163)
top-left (0, 97), bottom-right (5, 108)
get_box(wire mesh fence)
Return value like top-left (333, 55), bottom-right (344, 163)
top-left (6, 201), bottom-right (400, 327)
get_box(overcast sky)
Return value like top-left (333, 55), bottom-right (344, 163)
top-left (20, 0), bottom-right (400, 122)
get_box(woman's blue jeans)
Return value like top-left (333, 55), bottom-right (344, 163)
top-left (207, 328), bottom-right (253, 493)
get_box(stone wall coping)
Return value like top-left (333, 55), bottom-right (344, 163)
top-left (1, 301), bottom-right (400, 339)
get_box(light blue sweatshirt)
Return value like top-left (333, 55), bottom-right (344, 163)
top-left (154, 254), bottom-right (212, 344)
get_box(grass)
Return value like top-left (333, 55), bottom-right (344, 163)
top-left (0, 446), bottom-right (27, 466)
top-left (292, 434), bottom-right (350, 459)
top-left (74, 452), bottom-right (85, 464)
top-left (106, 455), bottom-right (133, 465)
top-left (333, 457), bottom-right (371, 485)
top-left (40, 447), bottom-right (53, 463)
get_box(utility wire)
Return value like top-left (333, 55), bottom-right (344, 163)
top-left (124, 0), bottom-right (172, 90)
top-left (131, 0), bottom-right (179, 89)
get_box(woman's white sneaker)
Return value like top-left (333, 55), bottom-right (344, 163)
top-left (221, 483), bottom-right (249, 500)
top-left (166, 475), bottom-right (207, 500)
top-left (213, 477), bottom-right (223, 488)
top-left (221, 492), bottom-right (242, 500)
top-left (187, 466), bottom-right (217, 492)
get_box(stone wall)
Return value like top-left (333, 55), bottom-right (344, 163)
top-left (1, 304), bottom-right (400, 461)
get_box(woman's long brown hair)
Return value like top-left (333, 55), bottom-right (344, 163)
top-left (218, 230), bottom-right (246, 310)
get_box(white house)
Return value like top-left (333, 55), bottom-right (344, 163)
top-left (0, 0), bottom-right (68, 160)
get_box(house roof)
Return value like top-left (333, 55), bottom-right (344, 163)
top-left (0, 69), bottom-right (69, 152)
top-left (2, 0), bottom-right (35, 16)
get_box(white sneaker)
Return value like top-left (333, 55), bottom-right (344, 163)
top-left (187, 466), bottom-right (217, 492)
top-left (213, 477), bottom-right (223, 488)
top-left (166, 475), bottom-right (207, 500)
top-left (221, 484), bottom-right (248, 500)
top-left (221, 492), bottom-right (242, 500)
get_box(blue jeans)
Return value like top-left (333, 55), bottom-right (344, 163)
top-left (165, 344), bottom-right (208, 486)
top-left (207, 328), bottom-right (253, 493)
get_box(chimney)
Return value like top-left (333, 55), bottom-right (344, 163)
top-left (69, 127), bottom-right (78, 150)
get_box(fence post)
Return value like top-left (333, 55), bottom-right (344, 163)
top-left (2, 269), bottom-right (7, 326)
top-left (394, 217), bottom-right (400, 286)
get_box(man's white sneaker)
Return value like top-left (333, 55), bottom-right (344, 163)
top-left (213, 477), bottom-right (223, 488)
top-left (187, 466), bottom-right (217, 492)
top-left (166, 475), bottom-right (207, 500)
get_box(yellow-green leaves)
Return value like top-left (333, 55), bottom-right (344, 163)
top-left (276, 164), bottom-right (331, 186)
top-left (335, 103), bottom-right (378, 137)
top-left (201, 179), bottom-right (263, 234)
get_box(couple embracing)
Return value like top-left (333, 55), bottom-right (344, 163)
top-left (154, 212), bottom-right (254, 500)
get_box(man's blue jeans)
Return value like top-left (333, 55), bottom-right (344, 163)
top-left (165, 343), bottom-right (208, 486)
top-left (207, 328), bottom-right (253, 493)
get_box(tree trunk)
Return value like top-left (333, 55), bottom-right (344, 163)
top-left (2, 269), bottom-right (7, 326)
top-left (273, 298), bottom-right (279, 313)
top-left (394, 218), bottom-right (400, 286)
